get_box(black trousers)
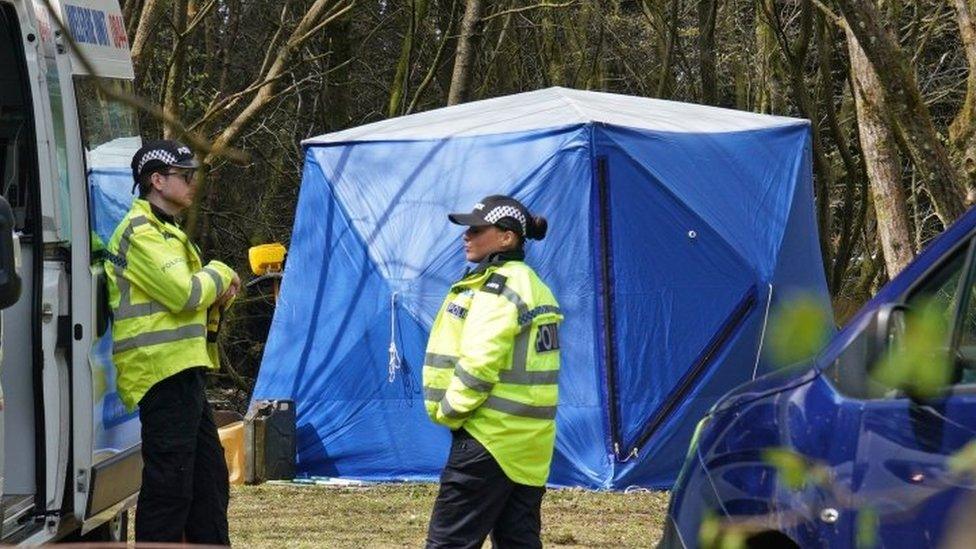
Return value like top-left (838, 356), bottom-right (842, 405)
top-left (135, 367), bottom-right (230, 545)
top-left (426, 429), bottom-right (545, 549)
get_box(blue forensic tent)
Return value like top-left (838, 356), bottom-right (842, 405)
top-left (87, 136), bottom-right (144, 453)
top-left (252, 87), bottom-right (829, 489)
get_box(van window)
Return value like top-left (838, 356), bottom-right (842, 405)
top-left (905, 245), bottom-right (968, 318)
top-left (827, 243), bottom-right (970, 398)
top-left (75, 76), bottom-right (139, 254)
top-left (74, 76), bottom-right (139, 159)
top-left (952, 250), bottom-right (976, 384)
top-left (75, 76), bottom-right (139, 156)
top-left (826, 328), bottom-right (886, 399)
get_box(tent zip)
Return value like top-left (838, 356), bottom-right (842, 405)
top-left (595, 155), bottom-right (623, 458)
top-left (621, 285), bottom-right (758, 459)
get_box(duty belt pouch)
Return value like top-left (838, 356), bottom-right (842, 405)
top-left (207, 306), bottom-right (223, 343)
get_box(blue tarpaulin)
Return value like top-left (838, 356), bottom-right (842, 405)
top-left (252, 87), bottom-right (830, 489)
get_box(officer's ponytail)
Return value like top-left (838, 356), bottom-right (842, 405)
top-left (526, 216), bottom-right (548, 241)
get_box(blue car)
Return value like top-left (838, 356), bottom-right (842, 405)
top-left (663, 206), bottom-right (976, 548)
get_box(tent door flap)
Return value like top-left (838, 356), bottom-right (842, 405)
top-left (621, 285), bottom-right (758, 458)
top-left (593, 139), bottom-right (761, 464)
top-left (595, 155), bottom-right (624, 458)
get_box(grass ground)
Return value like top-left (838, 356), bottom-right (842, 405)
top-left (225, 482), bottom-right (669, 547)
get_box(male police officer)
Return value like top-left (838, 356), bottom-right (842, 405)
top-left (105, 140), bottom-right (240, 544)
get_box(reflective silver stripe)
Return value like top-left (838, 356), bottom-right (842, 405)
top-left (499, 286), bottom-right (529, 320)
top-left (203, 267), bottom-right (225, 297)
top-left (113, 324), bottom-right (207, 354)
top-left (184, 276), bottom-right (203, 311)
top-left (114, 216), bottom-right (156, 320)
top-left (439, 397), bottom-right (472, 419)
top-left (483, 395), bottom-right (556, 420)
top-left (117, 215), bottom-right (150, 260)
top-left (513, 327), bottom-right (530, 371)
top-left (424, 353), bottom-right (458, 369)
top-left (424, 387), bottom-right (446, 401)
top-left (519, 305), bottom-right (562, 325)
top-left (182, 266), bottom-right (224, 311)
top-left (454, 366), bottom-right (494, 393)
top-left (489, 326), bottom-right (532, 385)
top-left (498, 369), bottom-right (559, 385)
top-left (115, 295), bottom-right (166, 320)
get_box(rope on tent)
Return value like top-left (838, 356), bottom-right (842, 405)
top-left (616, 445), bottom-right (639, 463)
top-left (388, 292), bottom-right (402, 383)
top-left (751, 284), bottom-right (774, 380)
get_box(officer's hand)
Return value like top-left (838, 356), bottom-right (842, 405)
top-left (228, 271), bottom-right (241, 294)
top-left (217, 272), bottom-right (241, 307)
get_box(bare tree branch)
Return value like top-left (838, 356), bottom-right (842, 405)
top-left (481, 1), bottom-right (576, 23)
top-left (39, 0), bottom-right (247, 163)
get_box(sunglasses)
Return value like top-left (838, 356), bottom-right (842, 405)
top-left (162, 171), bottom-right (195, 184)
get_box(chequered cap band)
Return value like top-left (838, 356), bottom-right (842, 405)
top-left (137, 149), bottom-right (178, 174)
top-left (484, 205), bottom-right (527, 235)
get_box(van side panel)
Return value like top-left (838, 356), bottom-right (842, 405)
top-left (672, 374), bottom-right (860, 547)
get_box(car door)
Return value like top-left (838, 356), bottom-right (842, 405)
top-left (851, 237), bottom-right (976, 547)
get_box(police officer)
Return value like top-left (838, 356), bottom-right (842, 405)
top-left (105, 139), bottom-right (240, 544)
top-left (424, 195), bottom-right (563, 549)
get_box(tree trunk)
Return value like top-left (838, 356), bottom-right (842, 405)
top-left (950, 0), bottom-right (976, 204)
top-left (323, 17), bottom-right (352, 129)
top-left (762, 0), bottom-right (833, 283)
top-left (389, 0), bottom-right (430, 117)
top-left (755, 0), bottom-right (782, 113)
top-left (123, 0), bottom-right (144, 39)
top-left (205, 0), bottom-right (352, 163)
top-left (433, 1), bottom-right (461, 94)
top-left (657, 0), bottom-right (679, 99)
top-left (697, 0), bottom-right (717, 104)
top-left (162, 0), bottom-right (189, 139)
top-left (540, 6), bottom-right (565, 86)
top-left (130, 0), bottom-right (171, 81)
top-left (583, 9), bottom-right (606, 90)
top-left (475, 7), bottom-right (511, 98)
top-left (820, 16), bottom-right (863, 291)
top-left (447, 0), bottom-right (485, 106)
top-left (410, 0), bottom-right (459, 112)
top-left (216, 0), bottom-right (241, 96)
top-left (847, 28), bottom-right (915, 276)
top-left (835, 0), bottom-right (967, 227)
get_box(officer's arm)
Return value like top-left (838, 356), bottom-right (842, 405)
top-left (434, 290), bottom-right (518, 428)
top-left (123, 227), bottom-right (237, 313)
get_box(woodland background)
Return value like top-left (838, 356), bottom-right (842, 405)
top-left (114, 0), bottom-right (976, 401)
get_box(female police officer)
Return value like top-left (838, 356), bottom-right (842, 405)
top-left (423, 195), bottom-right (563, 549)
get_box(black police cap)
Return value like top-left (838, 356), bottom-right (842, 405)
top-left (130, 139), bottom-right (200, 188)
top-left (449, 195), bottom-right (544, 239)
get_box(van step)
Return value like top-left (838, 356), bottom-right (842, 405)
top-left (2, 494), bottom-right (35, 538)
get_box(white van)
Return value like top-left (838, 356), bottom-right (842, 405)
top-left (0, 0), bottom-right (141, 542)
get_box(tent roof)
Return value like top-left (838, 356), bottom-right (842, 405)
top-left (304, 87), bottom-right (808, 145)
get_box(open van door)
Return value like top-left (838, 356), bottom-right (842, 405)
top-left (29, 0), bottom-right (141, 532)
top-left (0, 194), bottom-right (23, 536)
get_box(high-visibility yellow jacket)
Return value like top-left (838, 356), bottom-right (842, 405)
top-left (423, 255), bottom-right (563, 486)
top-left (104, 199), bottom-right (236, 410)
